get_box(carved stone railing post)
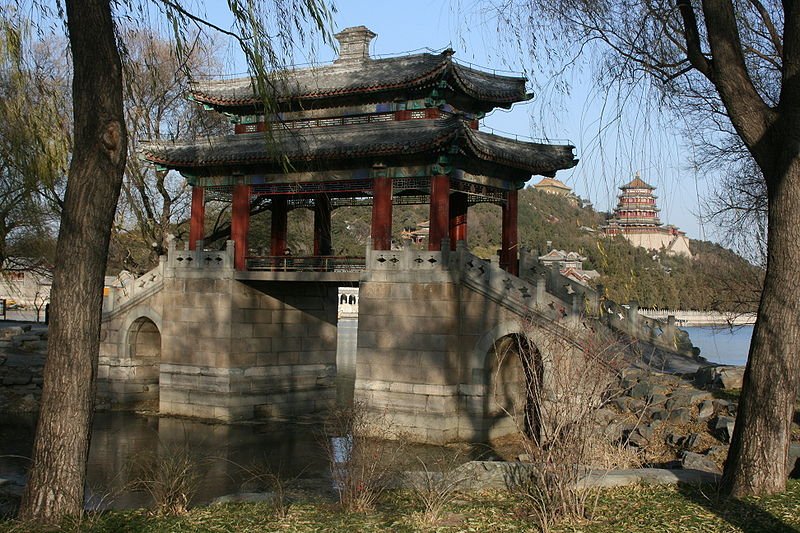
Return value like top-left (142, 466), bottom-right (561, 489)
top-left (535, 275), bottom-right (546, 304)
top-left (571, 292), bottom-right (583, 316)
top-left (628, 300), bottom-right (639, 327)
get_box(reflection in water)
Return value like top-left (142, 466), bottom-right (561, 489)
top-left (336, 318), bottom-right (358, 406)
top-left (84, 414), bottom-right (328, 509)
top-left (0, 311), bottom-right (472, 509)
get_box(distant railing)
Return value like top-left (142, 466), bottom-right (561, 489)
top-left (246, 255), bottom-right (366, 272)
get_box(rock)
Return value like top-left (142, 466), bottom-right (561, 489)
top-left (0, 327), bottom-right (24, 340)
top-left (694, 366), bottom-right (719, 388)
top-left (624, 428), bottom-right (649, 448)
top-left (211, 492), bottom-right (276, 505)
top-left (628, 398), bottom-right (647, 414)
top-left (629, 381), bottom-right (670, 400)
top-left (629, 382), bottom-right (653, 400)
top-left (668, 408), bottom-right (692, 425)
top-left (650, 393), bottom-right (668, 406)
top-left (638, 423), bottom-right (656, 441)
top-left (714, 416), bottom-right (736, 443)
top-left (681, 451), bottom-right (722, 474)
top-left (594, 407), bottom-right (617, 424)
top-left (666, 395), bottom-right (692, 411)
top-left (666, 433), bottom-right (684, 446)
top-left (717, 367), bottom-right (745, 389)
top-left (650, 408), bottom-right (668, 421)
top-left (713, 399), bottom-right (732, 413)
top-left (684, 433), bottom-right (701, 451)
top-left (612, 397), bottom-right (631, 412)
top-left (622, 368), bottom-right (646, 380)
top-left (697, 400), bottom-right (715, 420)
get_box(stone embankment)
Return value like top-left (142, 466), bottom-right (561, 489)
top-left (595, 364), bottom-right (799, 478)
top-left (0, 324), bottom-right (47, 413)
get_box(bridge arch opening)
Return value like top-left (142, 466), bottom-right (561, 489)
top-left (126, 316), bottom-right (161, 410)
top-left (485, 333), bottom-right (543, 443)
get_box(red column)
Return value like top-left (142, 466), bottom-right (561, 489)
top-left (314, 195), bottom-right (333, 256)
top-left (501, 189), bottom-right (519, 276)
top-left (448, 191), bottom-right (468, 250)
top-left (428, 174), bottom-right (450, 251)
top-left (270, 196), bottom-right (288, 256)
top-left (371, 175), bottom-right (393, 250)
top-left (189, 186), bottom-right (205, 251)
top-left (231, 184), bottom-right (251, 271)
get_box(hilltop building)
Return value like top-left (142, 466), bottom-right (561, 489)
top-left (533, 177), bottom-right (571, 196)
top-left (602, 174), bottom-right (691, 257)
top-left (537, 248), bottom-right (599, 287)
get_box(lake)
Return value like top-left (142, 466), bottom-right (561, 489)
top-left (683, 325), bottom-right (753, 366)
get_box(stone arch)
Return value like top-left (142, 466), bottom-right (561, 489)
top-left (470, 320), bottom-right (553, 442)
top-left (348, 295), bottom-right (356, 305)
top-left (483, 332), bottom-right (544, 442)
top-left (340, 294), bottom-right (348, 304)
top-left (122, 313), bottom-right (162, 410)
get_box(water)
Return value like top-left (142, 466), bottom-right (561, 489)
top-left (0, 316), bottom-right (364, 510)
top-left (683, 325), bottom-right (754, 366)
top-left (0, 411), bottom-right (329, 509)
top-left (335, 318), bottom-right (358, 405)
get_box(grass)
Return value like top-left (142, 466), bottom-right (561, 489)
top-left (2, 480), bottom-right (800, 532)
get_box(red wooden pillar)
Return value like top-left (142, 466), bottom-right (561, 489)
top-left (231, 184), bottom-right (251, 271)
top-left (501, 188), bottom-right (519, 276)
top-left (371, 171), bottom-right (393, 250)
top-left (188, 186), bottom-right (205, 251)
top-left (428, 174), bottom-right (450, 251)
top-left (270, 196), bottom-right (289, 256)
top-left (314, 195), bottom-right (333, 256)
top-left (448, 191), bottom-right (468, 250)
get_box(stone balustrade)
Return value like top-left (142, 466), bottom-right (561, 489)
top-left (103, 260), bottom-right (166, 316)
top-left (167, 239), bottom-right (235, 272)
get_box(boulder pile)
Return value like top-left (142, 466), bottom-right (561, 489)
top-left (598, 365), bottom-right (799, 477)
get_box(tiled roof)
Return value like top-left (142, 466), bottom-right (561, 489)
top-left (190, 52), bottom-right (529, 111)
top-left (621, 176), bottom-right (655, 189)
top-left (534, 177), bottom-right (571, 190)
top-left (141, 116), bottom-right (577, 176)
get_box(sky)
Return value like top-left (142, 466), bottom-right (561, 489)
top-left (203, 0), bottom-right (718, 242)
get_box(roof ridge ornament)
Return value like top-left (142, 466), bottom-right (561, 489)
top-left (334, 25), bottom-right (377, 64)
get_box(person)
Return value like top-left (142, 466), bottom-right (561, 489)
top-left (283, 248), bottom-right (292, 271)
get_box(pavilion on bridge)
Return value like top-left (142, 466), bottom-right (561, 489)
top-left (142, 26), bottom-right (578, 275)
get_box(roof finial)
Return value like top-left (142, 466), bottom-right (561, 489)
top-left (334, 26), bottom-right (376, 63)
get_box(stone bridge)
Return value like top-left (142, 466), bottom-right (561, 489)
top-left (100, 240), bottom-right (692, 443)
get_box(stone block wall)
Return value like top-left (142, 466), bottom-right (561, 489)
top-left (158, 278), bottom-right (338, 421)
top-left (355, 245), bottom-right (588, 445)
top-left (100, 247), bottom-right (339, 422)
top-left (355, 270), bottom-right (549, 443)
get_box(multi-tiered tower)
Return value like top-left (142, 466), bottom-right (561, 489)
top-left (603, 174), bottom-right (691, 257)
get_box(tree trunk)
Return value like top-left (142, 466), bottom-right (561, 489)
top-left (18, 0), bottom-right (126, 523)
top-left (722, 157), bottom-right (800, 497)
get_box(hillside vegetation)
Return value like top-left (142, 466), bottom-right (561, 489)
top-left (323, 188), bottom-right (761, 312)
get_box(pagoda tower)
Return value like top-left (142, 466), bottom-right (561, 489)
top-left (603, 173), bottom-right (691, 257)
top-left (611, 173), bottom-right (661, 228)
